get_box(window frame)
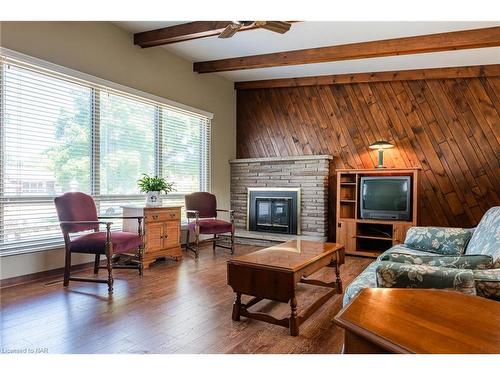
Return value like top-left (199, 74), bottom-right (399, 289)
top-left (0, 48), bottom-right (213, 257)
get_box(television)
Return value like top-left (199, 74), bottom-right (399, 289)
top-left (360, 176), bottom-right (411, 220)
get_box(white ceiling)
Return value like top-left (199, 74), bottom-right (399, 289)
top-left (114, 21), bottom-right (500, 82)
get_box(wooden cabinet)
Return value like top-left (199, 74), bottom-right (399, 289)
top-left (337, 220), bottom-right (356, 253)
top-left (335, 168), bottom-right (419, 258)
top-left (122, 205), bottom-right (182, 268)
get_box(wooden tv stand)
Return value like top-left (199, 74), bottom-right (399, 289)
top-left (335, 168), bottom-right (419, 258)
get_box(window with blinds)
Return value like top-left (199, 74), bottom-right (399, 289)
top-left (0, 51), bottom-right (212, 255)
top-left (161, 109), bottom-right (211, 194)
top-left (99, 92), bottom-right (156, 195)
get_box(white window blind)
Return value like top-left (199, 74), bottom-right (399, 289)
top-left (99, 91), bottom-right (156, 195)
top-left (1, 64), bottom-right (93, 252)
top-left (161, 108), bottom-right (211, 194)
top-left (0, 50), bottom-right (212, 256)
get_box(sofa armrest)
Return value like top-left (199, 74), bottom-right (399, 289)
top-left (375, 262), bottom-right (476, 295)
top-left (379, 253), bottom-right (493, 270)
top-left (473, 269), bottom-right (500, 301)
top-left (404, 226), bottom-right (473, 256)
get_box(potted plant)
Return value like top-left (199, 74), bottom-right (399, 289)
top-left (137, 174), bottom-right (175, 207)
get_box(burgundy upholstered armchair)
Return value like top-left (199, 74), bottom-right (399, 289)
top-left (185, 192), bottom-right (235, 259)
top-left (54, 192), bottom-right (144, 293)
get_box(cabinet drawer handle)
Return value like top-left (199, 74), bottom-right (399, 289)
top-left (169, 213), bottom-right (176, 218)
top-left (152, 215), bottom-right (159, 220)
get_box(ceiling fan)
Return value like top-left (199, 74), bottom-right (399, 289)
top-left (218, 21), bottom-right (292, 38)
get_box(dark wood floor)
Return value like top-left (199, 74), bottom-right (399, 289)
top-left (0, 244), bottom-right (371, 354)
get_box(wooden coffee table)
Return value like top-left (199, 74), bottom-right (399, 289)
top-left (334, 288), bottom-right (500, 353)
top-left (227, 240), bottom-right (344, 336)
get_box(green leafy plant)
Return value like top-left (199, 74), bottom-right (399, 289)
top-left (137, 174), bottom-right (176, 194)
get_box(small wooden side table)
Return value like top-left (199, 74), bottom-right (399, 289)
top-left (334, 288), bottom-right (500, 354)
top-left (122, 205), bottom-right (182, 268)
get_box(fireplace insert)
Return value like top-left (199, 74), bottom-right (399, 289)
top-left (247, 188), bottom-right (300, 234)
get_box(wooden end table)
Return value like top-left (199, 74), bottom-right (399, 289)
top-left (334, 288), bottom-right (500, 354)
top-left (227, 240), bottom-right (344, 336)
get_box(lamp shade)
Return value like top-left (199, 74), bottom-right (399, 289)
top-left (369, 140), bottom-right (394, 150)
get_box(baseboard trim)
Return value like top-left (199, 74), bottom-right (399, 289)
top-left (1, 240), bottom-right (215, 289)
top-left (0, 261), bottom-right (95, 289)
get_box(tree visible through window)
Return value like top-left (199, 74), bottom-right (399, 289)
top-left (4, 66), bottom-right (92, 196)
top-left (162, 109), bottom-right (204, 194)
top-left (100, 92), bottom-right (155, 195)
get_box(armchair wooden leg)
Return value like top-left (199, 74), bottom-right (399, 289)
top-left (138, 246), bottom-right (144, 276)
top-left (106, 253), bottom-right (114, 293)
top-left (213, 234), bottom-right (217, 254)
top-left (231, 226), bottom-right (235, 255)
top-left (94, 254), bottom-right (100, 275)
top-left (104, 225), bottom-right (113, 293)
top-left (195, 229), bottom-right (200, 259)
top-left (185, 229), bottom-right (190, 252)
top-left (63, 248), bottom-right (71, 287)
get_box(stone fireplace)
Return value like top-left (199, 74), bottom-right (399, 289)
top-left (230, 155), bottom-right (332, 239)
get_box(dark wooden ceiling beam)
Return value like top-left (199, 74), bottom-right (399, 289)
top-left (234, 64), bottom-right (500, 90)
top-left (194, 27), bottom-right (500, 73)
top-left (134, 21), bottom-right (259, 48)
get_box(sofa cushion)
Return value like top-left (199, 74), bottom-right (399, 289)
top-left (343, 245), bottom-right (434, 306)
top-left (377, 244), bottom-right (440, 259)
top-left (375, 262), bottom-right (476, 296)
top-left (404, 227), bottom-right (472, 256)
top-left (380, 253), bottom-right (493, 270)
top-left (473, 269), bottom-right (500, 301)
top-left (465, 207), bottom-right (500, 267)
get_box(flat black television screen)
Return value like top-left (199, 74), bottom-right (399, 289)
top-left (360, 176), bottom-right (411, 220)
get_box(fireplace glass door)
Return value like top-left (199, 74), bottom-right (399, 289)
top-left (255, 198), bottom-right (291, 234)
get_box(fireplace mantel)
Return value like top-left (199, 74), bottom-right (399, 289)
top-left (230, 155), bottom-right (333, 164)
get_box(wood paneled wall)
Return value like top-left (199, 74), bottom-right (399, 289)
top-left (236, 77), bottom-right (500, 229)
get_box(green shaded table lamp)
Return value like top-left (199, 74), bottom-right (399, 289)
top-left (369, 140), bottom-right (394, 168)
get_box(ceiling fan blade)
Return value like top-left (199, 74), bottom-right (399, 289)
top-left (255, 21), bottom-right (292, 34)
top-left (218, 22), bottom-right (243, 38)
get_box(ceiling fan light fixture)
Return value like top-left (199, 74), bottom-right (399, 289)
top-left (218, 22), bottom-right (242, 38)
top-left (218, 20), bottom-right (292, 39)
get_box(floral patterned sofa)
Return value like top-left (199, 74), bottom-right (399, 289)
top-left (343, 206), bottom-right (500, 306)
